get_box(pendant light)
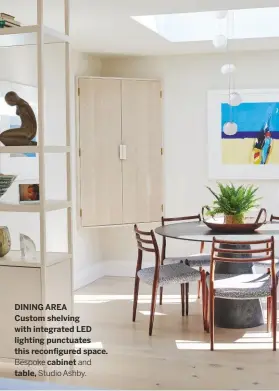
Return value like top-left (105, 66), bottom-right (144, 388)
top-left (223, 121), bottom-right (238, 136)
top-left (213, 34), bottom-right (227, 49)
top-left (222, 11), bottom-right (238, 135)
top-left (229, 91), bottom-right (242, 106)
top-left (221, 63), bottom-right (236, 74)
top-left (223, 79), bottom-right (238, 136)
top-left (212, 9), bottom-right (228, 49)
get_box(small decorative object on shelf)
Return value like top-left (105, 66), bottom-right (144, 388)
top-left (0, 174), bottom-right (16, 198)
top-left (0, 92), bottom-right (37, 146)
top-left (20, 234), bottom-right (37, 262)
top-left (19, 184), bottom-right (40, 203)
top-left (0, 13), bottom-right (21, 28)
top-left (202, 183), bottom-right (265, 233)
top-left (0, 226), bottom-right (11, 257)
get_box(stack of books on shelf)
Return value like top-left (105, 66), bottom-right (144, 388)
top-left (0, 13), bottom-right (21, 28)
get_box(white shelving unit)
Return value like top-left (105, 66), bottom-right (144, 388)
top-left (0, 0), bottom-right (73, 362)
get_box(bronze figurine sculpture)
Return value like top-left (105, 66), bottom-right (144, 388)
top-left (0, 91), bottom-right (37, 146)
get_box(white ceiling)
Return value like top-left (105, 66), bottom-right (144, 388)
top-left (2, 0), bottom-right (279, 55)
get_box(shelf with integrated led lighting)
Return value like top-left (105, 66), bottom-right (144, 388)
top-left (0, 25), bottom-right (69, 47)
top-left (0, 200), bottom-right (71, 212)
top-left (0, 146), bottom-right (70, 153)
top-left (0, 251), bottom-right (72, 268)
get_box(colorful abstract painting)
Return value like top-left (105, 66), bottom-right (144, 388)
top-left (208, 89), bottom-right (279, 179)
top-left (221, 102), bottom-right (279, 165)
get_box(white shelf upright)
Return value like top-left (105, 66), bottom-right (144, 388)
top-left (0, 0), bottom-right (74, 365)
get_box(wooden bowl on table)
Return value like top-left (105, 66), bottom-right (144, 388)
top-left (201, 206), bottom-right (267, 233)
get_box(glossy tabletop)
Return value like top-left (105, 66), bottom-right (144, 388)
top-left (155, 221), bottom-right (279, 243)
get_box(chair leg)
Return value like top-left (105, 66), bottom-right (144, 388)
top-left (132, 275), bottom-right (140, 322)
top-left (185, 283), bottom-right (189, 316)
top-left (181, 284), bottom-right (185, 316)
top-left (159, 287), bottom-right (163, 305)
top-left (272, 288), bottom-right (277, 351)
top-left (201, 271), bottom-right (206, 331)
top-left (204, 274), bottom-right (209, 332)
top-left (149, 280), bottom-right (159, 336)
top-left (267, 296), bottom-right (271, 333)
top-left (210, 289), bottom-right (215, 351)
top-left (197, 267), bottom-right (202, 299)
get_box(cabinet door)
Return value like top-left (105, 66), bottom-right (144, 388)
top-left (79, 78), bottom-right (122, 226)
top-left (121, 80), bottom-right (163, 224)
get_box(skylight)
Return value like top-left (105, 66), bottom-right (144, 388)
top-left (131, 7), bottom-right (279, 42)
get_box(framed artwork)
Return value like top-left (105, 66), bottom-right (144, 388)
top-left (19, 184), bottom-right (40, 203)
top-left (208, 89), bottom-right (279, 179)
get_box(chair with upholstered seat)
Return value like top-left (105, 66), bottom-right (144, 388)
top-left (255, 215), bottom-right (279, 269)
top-left (160, 214), bottom-right (210, 308)
top-left (132, 224), bottom-right (202, 336)
top-left (203, 236), bottom-right (277, 351)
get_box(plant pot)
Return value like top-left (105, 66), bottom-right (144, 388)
top-left (224, 214), bottom-right (244, 224)
top-left (0, 226), bottom-right (11, 257)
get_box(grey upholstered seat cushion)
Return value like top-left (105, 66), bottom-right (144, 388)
top-left (252, 256), bottom-right (279, 267)
top-left (185, 254), bottom-right (279, 268)
top-left (206, 273), bottom-right (271, 299)
top-left (163, 257), bottom-right (187, 265)
top-left (163, 253), bottom-right (211, 267)
top-left (186, 253), bottom-right (211, 267)
top-left (138, 263), bottom-right (201, 287)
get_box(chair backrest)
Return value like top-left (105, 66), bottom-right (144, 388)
top-left (134, 224), bottom-right (160, 269)
top-left (210, 236), bottom-right (276, 287)
top-left (270, 215), bottom-right (279, 222)
top-left (161, 214), bottom-right (201, 260)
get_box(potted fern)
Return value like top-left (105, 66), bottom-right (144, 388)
top-left (206, 183), bottom-right (261, 224)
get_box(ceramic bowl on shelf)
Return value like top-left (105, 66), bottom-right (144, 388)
top-left (0, 226), bottom-right (11, 257)
top-left (0, 174), bottom-right (17, 198)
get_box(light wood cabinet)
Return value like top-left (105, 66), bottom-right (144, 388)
top-left (79, 78), bottom-right (123, 226)
top-left (78, 77), bottom-right (163, 227)
top-left (121, 80), bottom-right (163, 224)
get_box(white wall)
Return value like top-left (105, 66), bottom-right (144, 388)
top-left (0, 45), bottom-right (102, 289)
top-left (97, 51), bottom-right (279, 271)
top-left (71, 53), bottom-right (103, 289)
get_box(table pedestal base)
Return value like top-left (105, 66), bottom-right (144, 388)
top-left (214, 243), bottom-right (264, 329)
top-left (215, 298), bottom-right (264, 329)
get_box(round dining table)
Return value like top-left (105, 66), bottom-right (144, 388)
top-left (155, 220), bottom-right (279, 329)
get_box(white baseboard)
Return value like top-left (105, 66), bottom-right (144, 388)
top-left (74, 260), bottom-right (154, 289)
top-left (74, 262), bottom-right (104, 290)
top-left (103, 260), bottom-right (153, 277)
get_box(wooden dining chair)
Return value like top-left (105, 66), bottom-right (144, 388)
top-left (160, 214), bottom-right (210, 308)
top-left (133, 224), bottom-right (202, 336)
top-left (255, 214), bottom-right (279, 269)
top-left (203, 236), bottom-right (277, 351)
top-left (270, 215), bottom-right (279, 284)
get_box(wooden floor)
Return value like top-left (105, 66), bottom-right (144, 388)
top-left (2, 276), bottom-right (279, 389)
top-left (70, 277), bottom-right (279, 389)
